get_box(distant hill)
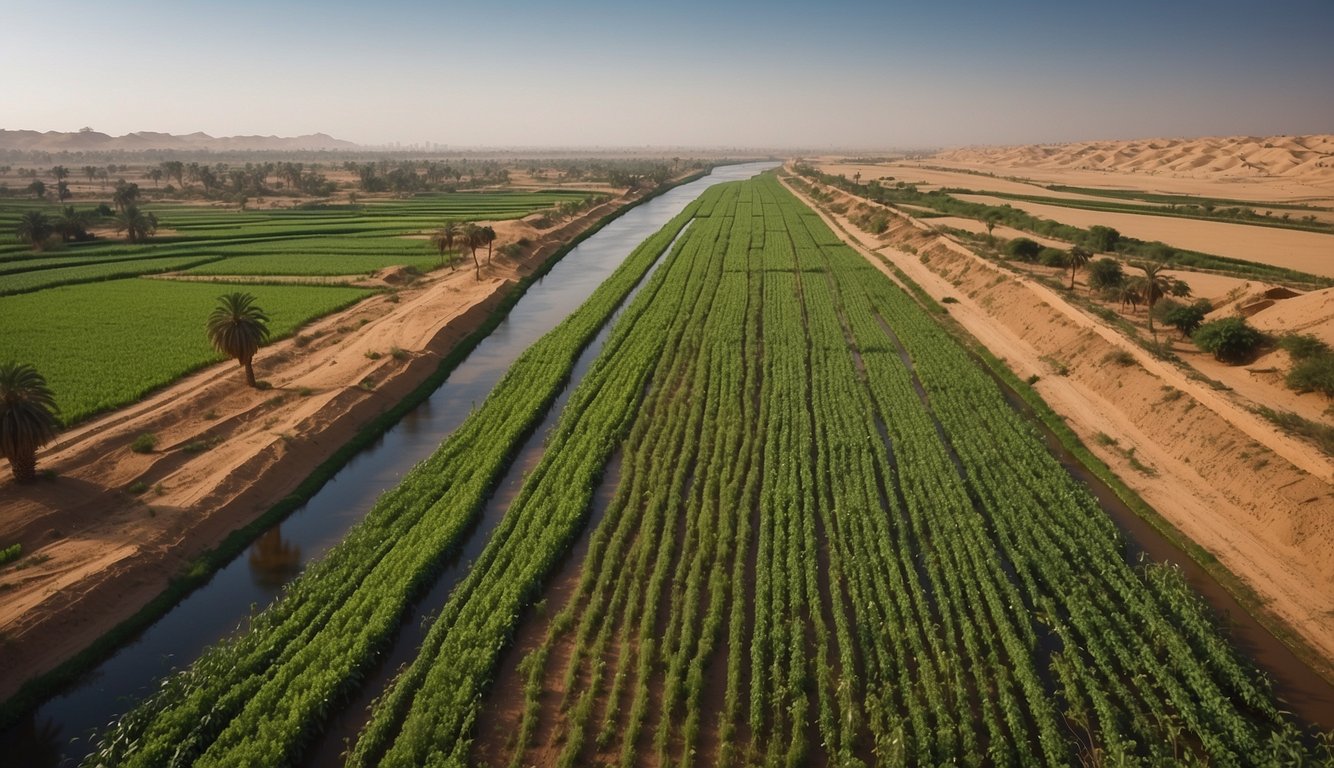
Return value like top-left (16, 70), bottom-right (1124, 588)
top-left (932, 134), bottom-right (1334, 181)
top-left (0, 129), bottom-right (359, 152)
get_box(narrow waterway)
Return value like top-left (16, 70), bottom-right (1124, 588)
top-left (0, 162), bottom-right (778, 767)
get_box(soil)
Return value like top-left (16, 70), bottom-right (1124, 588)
top-left (0, 191), bottom-right (641, 704)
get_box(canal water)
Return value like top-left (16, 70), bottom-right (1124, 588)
top-left (0, 162), bottom-right (778, 767)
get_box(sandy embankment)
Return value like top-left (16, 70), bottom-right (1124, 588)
top-left (782, 174), bottom-right (1334, 677)
top-left (0, 191), bottom-right (639, 704)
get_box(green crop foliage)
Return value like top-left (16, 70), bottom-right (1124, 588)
top-left (0, 279), bottom-right (371, 424)
top-left (81, 177), bottom-right (1325, 768)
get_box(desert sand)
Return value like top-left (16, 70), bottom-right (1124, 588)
top-left (782, 172), bottom-right (1334, 677)
top-left (0, 193), bottom-right (638, 703)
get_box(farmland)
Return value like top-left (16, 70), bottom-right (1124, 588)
top-left (0, 190), bottom-right (594, 293)
top-left (0, 279), bottom-right (371, 424)
top-left (0, 190), bottom-right (593, 422)
top-left (83, 175), bottom-right (1324, 766)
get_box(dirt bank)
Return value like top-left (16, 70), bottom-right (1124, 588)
top-left (0, 191), bottom-right (641, 704)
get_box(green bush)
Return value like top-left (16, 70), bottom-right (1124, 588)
top-left (1193, 317), bottom-right (1264, 363)
top-left (1287, 355), bottom-right (1334, 397)
top-left (1278, 333), bottom-right (1330, 361)
top-left (1087, 258), bottom-right (1124, 291)
top-left (130, 433), bottom-right (158, 454)
top-left (1038, 247), bottom-right (1068, 268)
top-left (1162, 300), bottom-right (1212, 338)
top-left (0, 543), bottom-right (21, 567)
top-left (1005, 237), bottom-right (1041, 262)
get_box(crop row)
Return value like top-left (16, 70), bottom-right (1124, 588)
top-left (82, 189), bottom-right (711, 767)
top-left (482, 174), bottom-right (1320, 766)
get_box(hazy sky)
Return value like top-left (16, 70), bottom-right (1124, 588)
top-left (4, 0), bottom-right (1332, 149)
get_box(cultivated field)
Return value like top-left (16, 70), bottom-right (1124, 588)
top-left (0, 191), bottom-right (589, 422)
top-left (84, 176), bottom-right (1324, 766)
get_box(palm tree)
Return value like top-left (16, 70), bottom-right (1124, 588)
top-left (1118, 283), bottom-right (1142, 314)
top-left (480, 225), bottom-right (497, 265)
top-left (462, 222), bottom-right (482, 279)
top-left (54, 206), bottom-right (91, 242)
top-left (116, 206), bottom-right (158, 243)
top-left (1068, 245), bottom-right (1091, 290)
top-left (0, 362), bottom-right (60, 483)
top-left (112, 180), bottom-right (141, 212)
top-left (15, 210), bottom-right (54, 251)
top-left (429, 221), bottom-right (460, 270)
top-left (983, 211), bottom-right (1001, 240)
top-left (206, 293), bottom-right (271, 387)
top-left (1132, 261), bottom-right (1173, 335)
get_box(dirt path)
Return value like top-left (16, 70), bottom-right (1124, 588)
top-left (782, 174), bottom-right (1334, 677)
top-left (0, 192), bottom-right (641, 705)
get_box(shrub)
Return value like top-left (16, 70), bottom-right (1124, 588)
top-left (1005, 237), bottom-right (1041, 262)
top-left (1038, 247), bottom-right (1068, 268)
top-left (1193, 317), bottom-right (1264, 363)
top-left (1163, 299), bottom-right (1212, 338)
top-left (0, 543), bottom-right (21, 567)
top-left (1103, 349), bottom-right (1136, 366)
top-left (130, 433), bottom-right (158, 454)
top-left (1086, 258), bottom-right (1124, 291)
top-left (1287, 355), bottom-right (1334, 397)
top-left (1278, 333), bottom-right (1330, 361)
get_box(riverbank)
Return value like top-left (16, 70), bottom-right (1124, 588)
top-left (0, 181), bottom-right (677, 710)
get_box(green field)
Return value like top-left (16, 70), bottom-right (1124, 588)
top-left (85, 176), bottom-right (1324, 766)
top-left (0, 189), bottom-right (596, 422)
top-left (0, 190), bottom-right (592, 291)
top-left (0, 279), bottom-right (371, 424)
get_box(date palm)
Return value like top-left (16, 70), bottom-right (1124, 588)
top-left (16, 210), bottom-right (54, 251)
top-left (462, 222), bottom-right (482, 279)
top-left (116, 206), bottom-right (158, 243)
top-left (1132, 261), bottom-right (1173, 335)
top-left (1068, 245), bottom-right (1091, 290)
top-left (480, 225), bottom-right (497, 265)
top-left (206, 292), bottom-right (271, 387)
top-left (429, 221), bottom-right (461, 270)
top-left (0, 362), bottom-right (60, 483)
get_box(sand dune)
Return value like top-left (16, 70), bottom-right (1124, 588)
top-left (934, 134), bottom-right (1334, 184)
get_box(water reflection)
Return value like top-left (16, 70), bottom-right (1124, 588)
top-left (248, 526), bottom-right (303, 589)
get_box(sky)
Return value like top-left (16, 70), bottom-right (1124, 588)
top-left (3, 0), bottom-right (1332, 149)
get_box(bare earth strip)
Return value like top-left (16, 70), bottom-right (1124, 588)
top-left (0, 194), bottom-right (639, 703)
top-left (781, 174), bottom-right (1334, 678)
top-left (952, 193), bottom-right (1334, 279)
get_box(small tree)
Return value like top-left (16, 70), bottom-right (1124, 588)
top-left (1194, 317), bottom-right (1263, 363)
top-left (27, 180), bottom-right (46, 199)
top-left (116, 206), bottom-right (158, 243)
top-left (461, 222), bottom-right (482, 279)
top-left (206, 293), bottom-right (271, 387)
top-left (1086, 258), bottom-right (1125, 293)
top-left (15, 210), bottom-right (54, 251)
top-left (1131, 261), bottom-right (1178, 335)
top-left (429, 221), bottom-right (461, 269)
top-left (1004, 237), bottom-right (1041, 262)
top-left (1084, 225), bottom-right (1120, 252)
top-left (1163, 300), bottom-right (1212, 338)
top-left (1038, 247), bottom-right (1068, 268)
top-left (0, 362), bottom-right (61, 483)
top-left (983, 211), bottom-right (1002, 240)
top-left (1067, 245), bottom-right (1091, 290)
top-left (480, 225), bottom-right (497, 265)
